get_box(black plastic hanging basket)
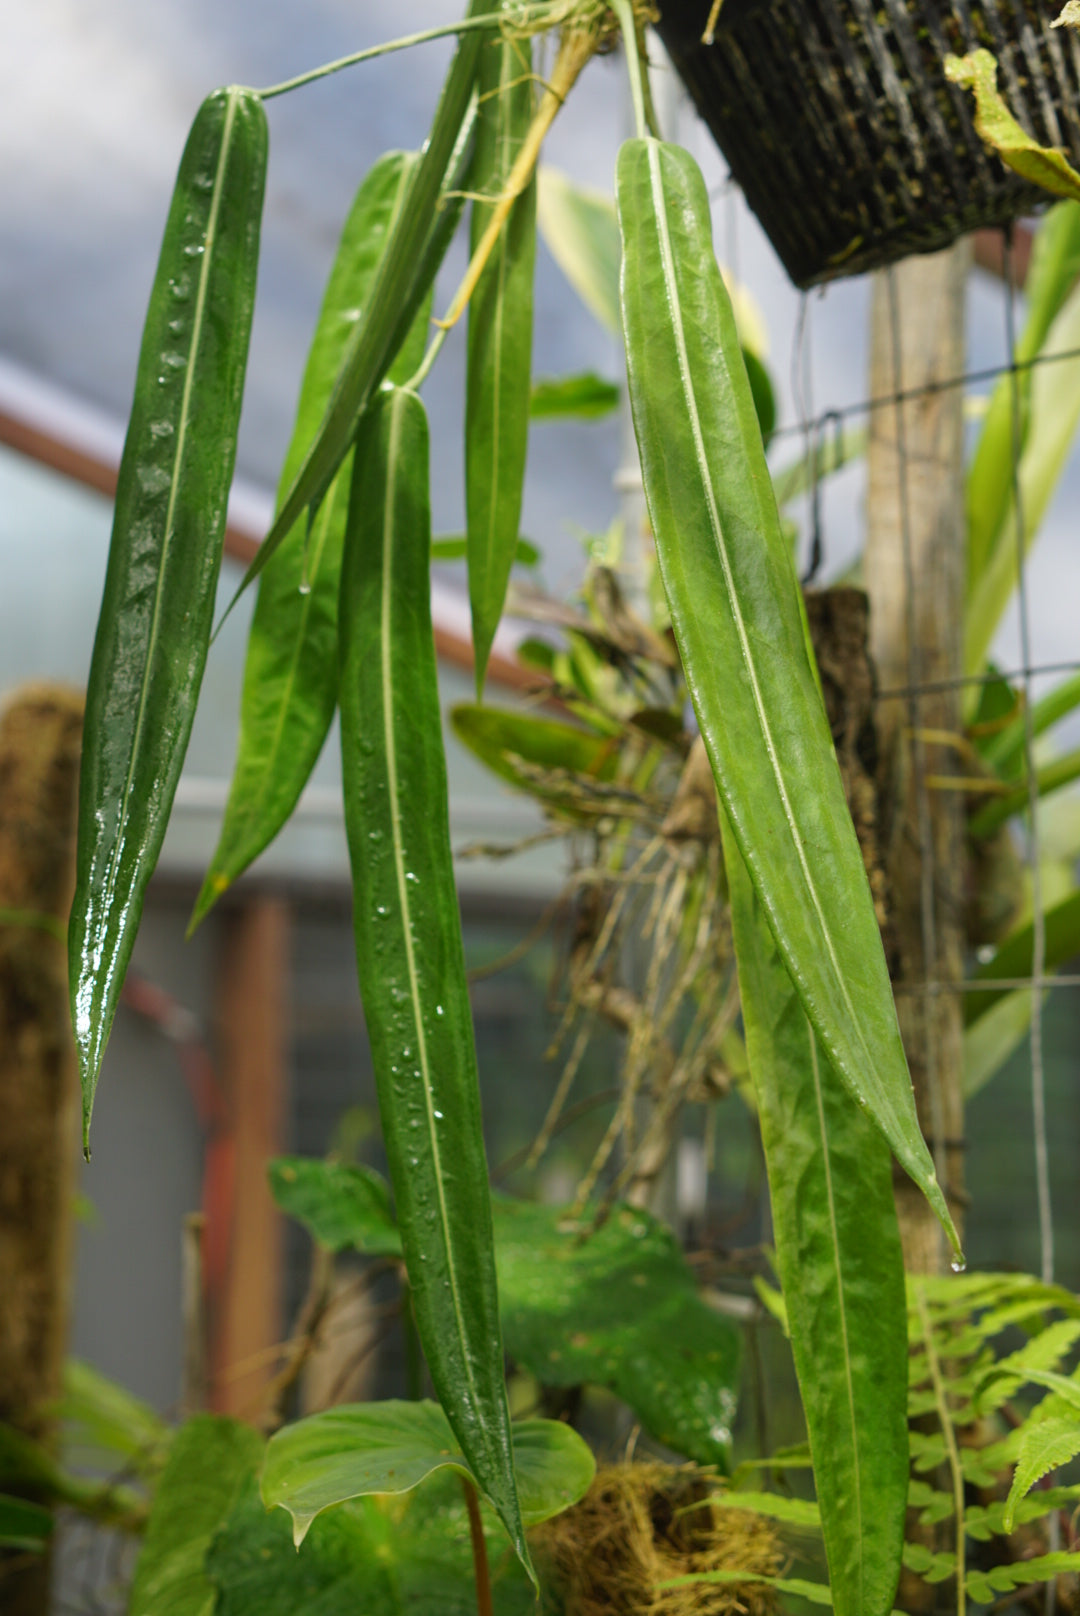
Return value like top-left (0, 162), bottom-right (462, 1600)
top-left (655, 0), bottom-right (1080, 286)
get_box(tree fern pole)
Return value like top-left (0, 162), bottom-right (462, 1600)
top-left (864, 244), bottom-right (970, 1278)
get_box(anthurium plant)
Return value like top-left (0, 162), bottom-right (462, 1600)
top-left (45, 3), bottom-right (1080, 1615)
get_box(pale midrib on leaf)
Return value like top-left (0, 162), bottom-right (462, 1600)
top-left (808, 1025), bottom-right (864, 1608)
top-left (94, 92), bottom-right (238, 956)
top-left (643, 139), bottom-right (897, 1139)
top-left (379, 388), bottom-right (482, 1419)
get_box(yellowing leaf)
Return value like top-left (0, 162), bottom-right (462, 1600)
top-left (945, 50), bottom-right (1080, 202)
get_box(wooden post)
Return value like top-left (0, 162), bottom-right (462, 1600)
top-left (212, 898), bottom-right (290, 1418)
top-left (864, 245), bottom-right (970, 1276)
top-left (0, 685), bottom-right (83, 1616)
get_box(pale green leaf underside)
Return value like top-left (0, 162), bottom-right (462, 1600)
top-left (261, 1402), bottom-right (595, 1545)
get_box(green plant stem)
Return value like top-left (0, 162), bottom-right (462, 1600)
top-left (461, 1478), bottom-right (494, 1616)
top-left (257, 8), bottom-right (552, 100)
top-left (610, 0), bottom-right (647, 140)
top-left (915, 1282), bottom-right (966, 1616)
top-left (969, 744), bottom-right (1080, 839)
top-left (0, 907), bottom-right (66, 943)
top-left (405, 328), bottom-right (449, 392)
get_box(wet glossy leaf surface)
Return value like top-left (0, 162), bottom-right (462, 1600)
top-left (338, 386), bottom-right (526, 1573)
top-left (723, 820), bottom-right (908, 1616)
top-left (494, 1196), bottom-right (740, 1469)
top-left (262, 1401), bottom-right (594, 1544)
top-left (69, 87), bottom-right (267, 1145)
top-left (193, 151), bottom-right (429, 927)
top-left (616, 136), bottom-right (955, 1251)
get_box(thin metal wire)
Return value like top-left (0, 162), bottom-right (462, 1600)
top-left (1004, 233), bottom-right (1054, 1290)
top-left (770, 339), bottom-right (1080, 444)
top-left (886, 266), bottom-right (949, 1250)
top-left (876, 658), bottom-right (1080, 703)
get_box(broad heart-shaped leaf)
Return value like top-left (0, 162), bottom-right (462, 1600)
top-left (721, 819), bottom-right (908, 1616)
top-left (946, 51), bottom-right (1080, 203)
top-left (268, 1156), bottom-right (401, 1255)
top-left (967, 201), bottom-right (1080, 602)
top-left (0, 1494), bottom-right (52, 1551)
top-left (210, 1471), bottom-right (536, 1616)
top-left (1004, 1418), bottom-right (1080, 1531)
top-left (225, 0), bottom-right (488, 611)
top-left (537, 164), bottom-right (620, 333)
top-left (466, 19), bottom-right (537, 693)
top-left (338, 386), bottom-right (527, 1576)
top-left (262, 1402), bottom-right (595, 1546)
top-left (615, 136), bottom-right (957, 1253)
top-left (493, 1196), bottom-right (740, 1468)
top-left (192, 151), bottom-right (430, 929)
top-left (129, 1415), bottom-right (262, 1616)
top-left (69, 87), bottom-right (267, 1148)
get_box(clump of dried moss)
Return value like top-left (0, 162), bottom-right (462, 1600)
top-left (533, 1461), bottom-right (782, 1616)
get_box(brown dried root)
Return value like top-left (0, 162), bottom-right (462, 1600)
top-left (533, 1461), bottom-right (782, 1616)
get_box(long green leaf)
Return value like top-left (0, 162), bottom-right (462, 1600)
top-left (966, 272), bottom-right (1080, 680)
top-left (225, 3), bottom-right (488, 611)
top-left (338, 385), bottom-right (528, 1576)
top-left (262, 1402), bottom-right (594, 1544)
top-left (192, 152), bottom-right (428, 929)
top-left (770, 424), bottom-right (868, 510)
top-left (536, 164), bottom-right (620, 332)
top-left (969, 745), bottom-right (1080, 839)
top-left (967, 202), bottom-right (1080, 599)
top-left (69, 87), bottom-right (267, 1146)
top-left (723, 819), bottom-right (908, 1616)
top-left (466, 18), bottom-right (537, 693)
top-left (983, 669), bottom-right (1080, 777)
top-left (964, 888), bottom-right (1080, 1027)
top-left (616, 136), bottom-right (955, 1249)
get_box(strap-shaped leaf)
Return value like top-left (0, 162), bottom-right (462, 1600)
top-left (466, 17), bottom-right (537, 692)
top-left (227, 0), bottom-right (489, 608)
top-left (69, 87), bottom-right (267, 1146)
top-left (615, 136), bottom-right (956, 1251)
top-left (723, 819), bottom-right (908, 1616)
top-left (338, 385), bottom-right (528, 1577)
top-left (192, 151), bottom-right (429, 929)
top-left (967, 202), bottom-right (1080, 601)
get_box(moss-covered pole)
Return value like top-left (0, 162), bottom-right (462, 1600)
top-left (0, 685), bottom-right (83, 1616)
